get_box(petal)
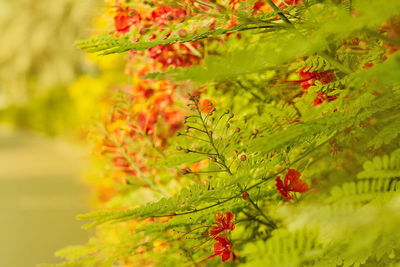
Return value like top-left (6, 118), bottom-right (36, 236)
top-left (216, 235), bottom-right (230, 246)
top-left (221, 250), bottom-right (232, 262)
top-left (228, 221), bottom-right (235, 231)
top-left (225, 211), bottom-right (235, 231)
top-left (285, 169), bottom-right (301, 189)
top-left (214, 242), bottom-right (224, 252)
top-left (275, 176), bottom-right (284, 189)
top-left (225, 211), bottom-right (234, 224)
top-left (287, 192), bottom-right (296, 200)
top-left (292, 179), bottom-right (309, 193)
top-left (276, 176), bottom-right (290, 198)
top-left (209, 225), bottom-right (223, 237)
top-left (214, 212), bottom-right (224, 224)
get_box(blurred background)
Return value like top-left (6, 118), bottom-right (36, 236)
top-left (0, 0), bottom-right (109, 265)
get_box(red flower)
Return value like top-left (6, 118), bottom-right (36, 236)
top-left (313, 92), bottom-right (338, 106)
top-left (199, 235), bottom-right (236, 264)
top-left (275, 169), bottom-right (309, 199)
top-left (298, 68), bottom-right (335, 91)
top-left (209, 211), bottom-right (235, 237)
top-left (313, 92), bottom-right (326, 106)
top-left (212, 235), bottom-right (236, 262)
top-left (253, 1), bottom-right (265, 12)
top-left (113, 6), bottom-right (141, 34)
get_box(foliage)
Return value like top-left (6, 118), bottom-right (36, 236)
top-left (48, 0), bottom-right (400, 266)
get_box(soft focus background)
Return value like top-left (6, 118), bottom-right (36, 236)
top-left (0, 0), bottom-right (103, 265)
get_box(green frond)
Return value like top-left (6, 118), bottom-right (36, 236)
top-left (358, 150), bottom-right (400, 179)
top-left (242, 229), bottom-right (323, 267)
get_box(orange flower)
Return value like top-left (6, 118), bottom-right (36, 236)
top-left (199, 98), bottom-right (216, 114)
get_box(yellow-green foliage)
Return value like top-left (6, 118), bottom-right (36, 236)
top-left (50, 0), bottom-right (400, 266)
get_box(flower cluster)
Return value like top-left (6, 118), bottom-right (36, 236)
top-left (298, 67), bottom-right (335, 92)
top-left (112, 2), bottom-right (203, 71)
top-left (113, 4), bottom-right (186, 35)
top-left (200, 211), bottom-right (236, 263)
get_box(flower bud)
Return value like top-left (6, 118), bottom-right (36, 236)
top-left (184, 149), bottom-right (190, 153)
top-left (233, 150), bottom-right (238, 156)
top-left (235, 127), bottom-right (240, 132)
top-left (253, 129), bottom-right (259, 135)
top-left (181, 168), bottom-right (190, 175)
top-left (176, 146), bottom-right (182, 151)
top-left (242, 192), bottom-right (250, 200)
top-left (178, 29), bottom-right (187, 38)
top-left (240, 154), bottom-right (247, 161)
top-left (211, 157), bottom-right (217, 162)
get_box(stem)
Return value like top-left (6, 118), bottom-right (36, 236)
top-left (187, 150), bottom-right (217, 155)
top-left (193, 0), bottom-right (216, 10)
top-left (112, 136), bottom-right (167, 197)
top-left (264, 0), bottom-right (293, 26)
top-left (122, 102), bottom-right (166, 158)
top-left (242, 210), bottom-right (276, 228)
top-left (178, 133), bottom-right (209, 143)
top-left (319, 51), bottom-right (352, 75)
top-left (191, 170), bottom-right (229, 174)
top-left (247, 197), bottom-right (277, 229)
top-left (187, 126), bottom-right (207, 133)
top-left (192, 96), bottom-right (233, 175)
top-left (365, 28), bottom-right (400, 47)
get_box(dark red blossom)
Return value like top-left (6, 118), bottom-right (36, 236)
top-left (298, 67), bottom-right (335, 91)
top-left (284, 67), bottom-right (338, 106)
top-left (209, 211), bottom-right (235, 237)
top-left (275, 169), bottom-right (309, 200)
